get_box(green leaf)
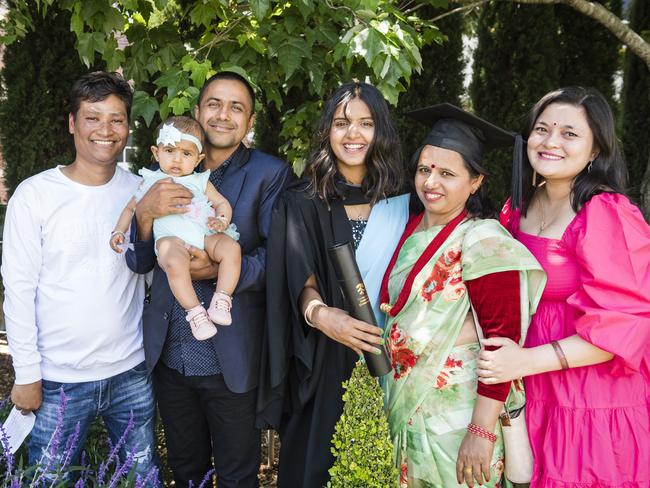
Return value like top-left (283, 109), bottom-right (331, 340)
top-left (104, 37), bottom-right (126, 71)
top-left (102, 7), bottom-right (125, 34)
top-left (355, 9), bottom-right (376, 22)
top-left (76, 32), bottom-right (105, 67)
top-left (283, 13), bottom-right (301, 35)
top-left (70, 11), bottom-right (83, 36)
top-left (153, 0), bottom-right (168, 10)
top-left (358, 0), bottom-right (379, 12)
top-left (182, 58), bottom-right (213, 88)
top-left (250, 0), bottom-right (270, 20)
top-left (169, 96), bottom-right (191, 115)
top-left (294, 0), bottom-right (314, 19)
top-left (81, 0), bottom-right (106, 22)
top-left (159, 97), bottom-right (171, 120)
top-left (154, 69), bottom-right (188, 99)
top-left (189, 2), bottom-right (218, 28)
top-left (121, 0), bottom-right (139, 9)
top-left (132, 91), bottom-right (160, 126)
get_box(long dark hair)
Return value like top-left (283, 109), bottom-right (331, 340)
top-left (407, 141), bottom-right (496, 219)
top-left (305, 82), bottom-right (404, 205)
top-left (520, 86), bottom-right (627, 214)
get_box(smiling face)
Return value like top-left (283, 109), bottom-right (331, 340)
top-left (152, 139), bottom-right (204, 177)
top-left (194, 78), bottom-right (255, 155)
top-left (329, 97), bottom-right (375, 184)
top-left (68, 94), bottom-right (129, 168)
top-left (415, 145), bottom-right (483, 226)
top-left (526, 103), bottom-right (598, 184)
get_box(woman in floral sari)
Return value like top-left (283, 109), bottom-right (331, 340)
top-left (381, 104), bottom-right (546, 488)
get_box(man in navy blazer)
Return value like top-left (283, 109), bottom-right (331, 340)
top-left (127, 72), bottom-right (293, 488)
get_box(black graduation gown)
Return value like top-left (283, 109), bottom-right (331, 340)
top-left (257, 179), bottom-right (361, 488)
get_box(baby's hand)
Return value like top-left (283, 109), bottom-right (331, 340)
top-left (110, 231), bottom-right (126, 253)
top-left (208, 215), bottom-right (229, 232)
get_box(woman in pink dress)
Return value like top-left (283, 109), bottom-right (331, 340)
top-left (477, 86), bottom-right (650, 487)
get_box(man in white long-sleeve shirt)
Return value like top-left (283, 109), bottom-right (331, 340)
top-left (1, 72), bottom-right (157, 480)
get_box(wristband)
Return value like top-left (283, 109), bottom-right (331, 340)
top-left (551, 340), bottom-right (569, 370)
top-left (304, 299), bottom-right (326, 328)
top-left (111, 230), bottom-right (126, 240)
top-left (467, 423), bottom-right (497, 443)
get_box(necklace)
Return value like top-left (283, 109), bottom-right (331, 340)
top-left (537, 194), bottom-right (548, 235)
top-left (536, 191), bottom-right (562, 235)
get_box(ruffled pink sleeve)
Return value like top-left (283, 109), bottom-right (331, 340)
top-left (564, 193), bottom-right (650, 374)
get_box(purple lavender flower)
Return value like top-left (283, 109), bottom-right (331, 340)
top-left (74, 477), bottom-right (85, 488)
top-left (59, 421), bottom-right (81, 472)
top-left (107, 450), bottom-right (135, 488)
top-left (198, 468), bottom-right (215, 488)
top-left (31, 388), bottom-right (68, 485)
top-left (97, 411), bottom-right (134, 484)
top-left (0, 420), bottom-right (15, 475)
top-left (134, 466), bottom-right (160, 488)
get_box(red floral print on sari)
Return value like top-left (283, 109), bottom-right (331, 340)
top-left (389, 323), bottom-right (420, 380)
top-left (399, 462), bottom-right (408, 487)
top-left (421, 247), bottom-right (463, 302)
top-left (434, 354), bottom-right (464, 390)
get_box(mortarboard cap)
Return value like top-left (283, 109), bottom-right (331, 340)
top-left (406, 103), bottom-right (524, 207)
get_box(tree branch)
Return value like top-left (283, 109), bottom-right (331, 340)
top-left (451, 0), bottom-right (650, 70)
top-left (430, 1), bottom-right (489, 23)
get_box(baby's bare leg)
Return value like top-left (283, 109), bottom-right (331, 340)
top-left (204, 234), bottom-right (242, 295)
top-left (156, 237), bottom-right (201, 310)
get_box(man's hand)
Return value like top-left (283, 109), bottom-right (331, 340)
top-left (187, 245), bottom-right (219, 281)
top-left (11, 381), bottom-right (42, 414)
top-left (135, 179), bottom-right (194, 240)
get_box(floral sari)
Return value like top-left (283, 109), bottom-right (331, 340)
top-left (383, 218), bottom-right (545, 488)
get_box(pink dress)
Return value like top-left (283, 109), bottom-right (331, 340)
top-left (503, 193), bottom-right (650, 488)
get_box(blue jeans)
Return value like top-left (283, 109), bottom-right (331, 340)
top-left (29, 362), bottom-right (158, 482)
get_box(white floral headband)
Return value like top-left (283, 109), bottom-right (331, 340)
top-left (156, 123), bottom-right (203, 153)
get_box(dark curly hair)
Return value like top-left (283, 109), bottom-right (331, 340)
top-left (305, 82), bottom-right (404, 205)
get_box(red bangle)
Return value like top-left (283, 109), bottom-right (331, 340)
top-left (467, 423), bottom-right (497, 443)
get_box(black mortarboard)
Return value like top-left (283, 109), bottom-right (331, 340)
top-left (406, 103), bottom-right (524, 207)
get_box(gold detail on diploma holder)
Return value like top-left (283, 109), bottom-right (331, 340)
top-left (356, 283), bottom-right (370, 306)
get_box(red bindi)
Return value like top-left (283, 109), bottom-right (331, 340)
top-left (430, 163), bottom-right (436, 169)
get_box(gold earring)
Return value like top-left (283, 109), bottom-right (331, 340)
top-left (532, 169), bottom-right (546, 187)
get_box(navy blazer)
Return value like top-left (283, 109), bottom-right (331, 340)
top-left (127, 145), bottom-right (293, 394)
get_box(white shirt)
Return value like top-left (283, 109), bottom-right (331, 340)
top-left (2, 166), bottom-right (145, 384)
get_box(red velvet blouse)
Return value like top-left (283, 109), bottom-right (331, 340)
top-left (466, 270), bottom-right (521, 402)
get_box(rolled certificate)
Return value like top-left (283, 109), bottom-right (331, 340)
top-left (328, 242), bottom-right (392, 377)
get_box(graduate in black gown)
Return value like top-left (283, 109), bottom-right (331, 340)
top-left (257, 82), bottom-right (410, 487)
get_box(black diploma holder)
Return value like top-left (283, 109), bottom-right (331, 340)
top-left (328, 242), bottom-right (392, 377)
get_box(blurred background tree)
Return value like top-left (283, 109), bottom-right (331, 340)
top-left (621, 0), bottom-right (650, 202)
top-left (0, 0), bottom-right (648, 215)
top-left (0, 0), bottom-right (102, 194)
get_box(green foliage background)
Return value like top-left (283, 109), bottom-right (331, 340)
top-left (621, 0), bottom-right (650, 200)
top-left (0, 0), bottom-right (97, 195)
top-left (470, 1), bottom-right (622, 208)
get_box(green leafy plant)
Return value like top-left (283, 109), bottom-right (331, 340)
top-left (327, 361), bottom-right (397, 488)
top-left (1, 0), bottom-right (446, 174)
